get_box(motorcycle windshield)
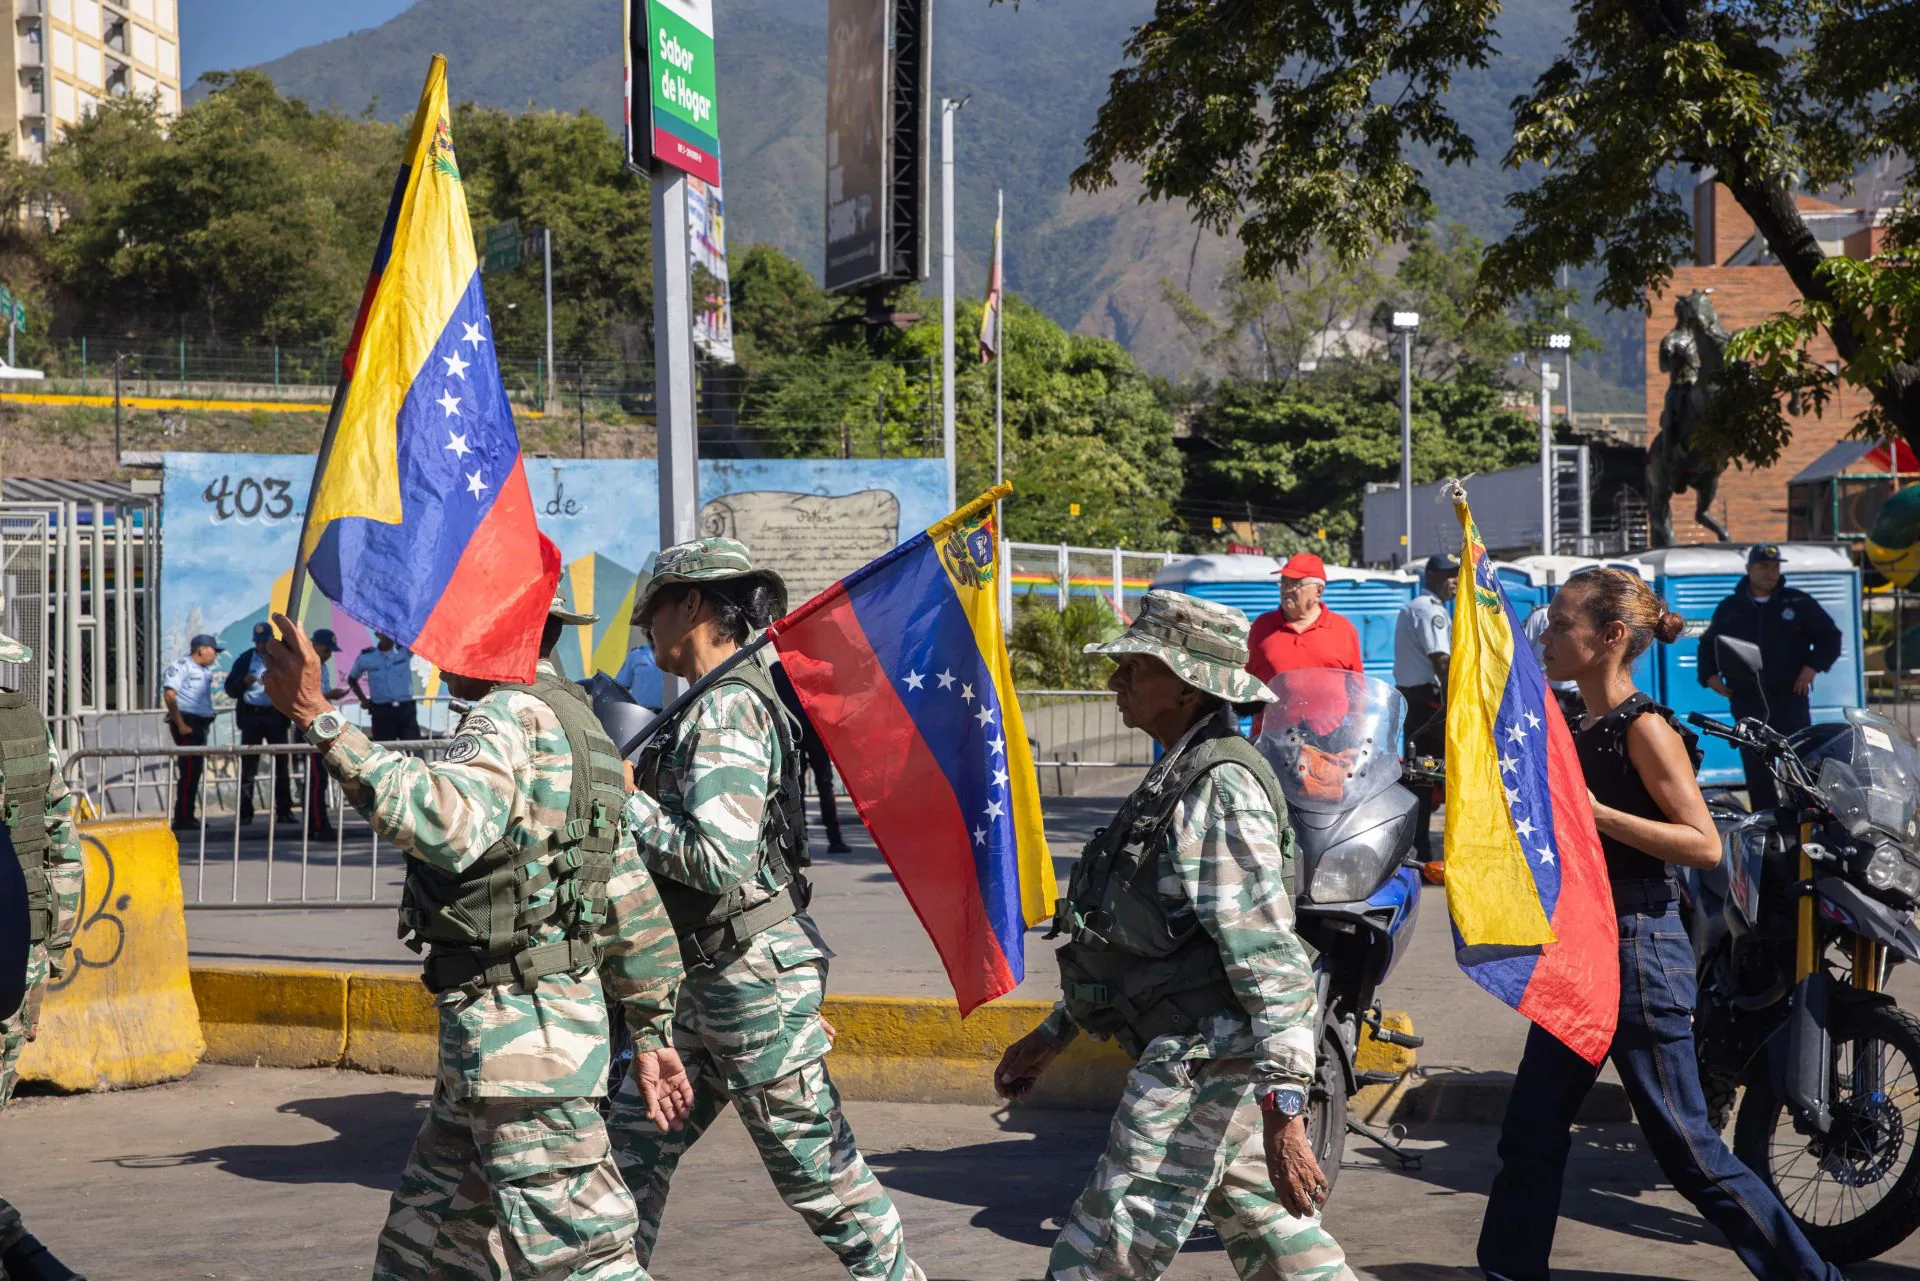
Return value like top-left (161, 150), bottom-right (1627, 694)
top-left (1794, 709), bottom-right (1920, 843)
top-left (1256, 669), bottom-right (1407, 813)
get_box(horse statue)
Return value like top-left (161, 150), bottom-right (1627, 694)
top-left (1648, 289), bottom-right (1733, 546)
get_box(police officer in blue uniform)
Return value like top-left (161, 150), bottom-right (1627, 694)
top-left (347, 634), bottom-right (418, 741)
top-left (225, 622), bottom-right (295, 825)
top-left (162, 633), bottom-right (223, 831)
top-left (1697, 543), bottom-right (1843, 809)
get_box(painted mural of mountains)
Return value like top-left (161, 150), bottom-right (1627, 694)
top-left (245, 0), bottom-right (1643, 402)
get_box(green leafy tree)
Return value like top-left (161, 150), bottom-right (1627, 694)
top-left (1186, 363), bottom-right (1536, 556)
top-left (1065, 0), bottom-right (1920, 463)
top-left (1161, 250), bottom-right (1385, 382)
top-left (1008, 597), bottom-right (1124, 689)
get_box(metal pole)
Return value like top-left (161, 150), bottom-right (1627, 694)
top-left (1540, 358), bottom-right (1553, 555)
top-left (653, 164), bottom-right (699, 701)
top-left (543, 227), bottom-right (557, 416)
top-left (112, 357), bottom-right (122, 461)
top-left (994, 187), bottom-right (1004, 490)
top-left (1562, 264), bottom-right (1574, 429)
top-left (1399, 329), bottom-right (1413, 566)
top-left (941, 98), bottom-right (959, 511)
top-left (284, 375), bottom-right (355, 625)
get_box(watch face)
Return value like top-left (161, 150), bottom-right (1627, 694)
top-left (312, 712), bottom-right (345, 739)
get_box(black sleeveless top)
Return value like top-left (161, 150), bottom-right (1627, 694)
top-left (1573, 692), bottom-right (1702, 885)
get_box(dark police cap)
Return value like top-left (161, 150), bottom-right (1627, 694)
top-left (1747, 543), bottom-right (1786, 565)
top-left (1424, 552), bottom-right (1461, 577)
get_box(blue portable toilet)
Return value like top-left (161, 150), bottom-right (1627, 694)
top-left (1624, 543), bottom-right (1864, 786)
top-left (1148, 554), bottom-right (1416, 686)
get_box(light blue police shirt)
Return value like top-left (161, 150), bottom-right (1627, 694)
top-left (163, 655), bottom-right (219, 718)
top-left (350, 645), bottom-right (417, 703)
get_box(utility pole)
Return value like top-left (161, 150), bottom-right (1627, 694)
top-left (994, 187), bottom-right (1004, 489)
top-left (543, 227), bottom-right (558, 417)
top-left (1539, 332), bottom-right (1572, 554)
top-left (1390, 312), bottom-right (1419, 566)
top-left (940, 96), bottom-right (967, 512)
top-left (1561, 264), bottom-right (1574, 429)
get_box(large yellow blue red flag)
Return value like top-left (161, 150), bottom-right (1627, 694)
top-left (1444, 483), bottom-right (1619, 1064)
top-left (769, 484), bottom-right (1053, 1014)
top-left (301, 55), bottom-right (558, 682)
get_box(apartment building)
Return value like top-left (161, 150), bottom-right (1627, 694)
top-left (1, 0), bottom-right (180, 163)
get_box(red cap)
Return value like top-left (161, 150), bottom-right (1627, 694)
top-left (1278, 553), bottom-right (1327, 581)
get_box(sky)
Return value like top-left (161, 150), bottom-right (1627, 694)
top-left (181, 0), bottom-right (415, 86)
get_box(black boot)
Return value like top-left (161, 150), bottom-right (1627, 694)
top-left (0, 1200), bottom-right (84, 1281)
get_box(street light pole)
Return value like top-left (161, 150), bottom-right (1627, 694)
top-left (940, 96), bottom-right (967, 512)
top-left (543, 227), bottom-right (557, 417)
top-left (1539, 332), bottom-right (1572, 555)
top-left (1390, 312), bottom-right (1420, 566)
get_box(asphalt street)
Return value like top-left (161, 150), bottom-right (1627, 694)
top-left (9, 1064), bottom-right (1920, 1280)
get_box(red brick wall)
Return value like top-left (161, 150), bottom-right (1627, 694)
top-left (1644, 266), bottom-right (1867, 544)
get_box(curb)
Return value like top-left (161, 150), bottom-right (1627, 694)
top-left (188, 965), bottom-right (1433, 1114)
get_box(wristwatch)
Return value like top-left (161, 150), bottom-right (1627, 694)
top-left (1259, 1085), bottom-right (1308, 1119)
top-left (304, 709), bottom-right (349, 748)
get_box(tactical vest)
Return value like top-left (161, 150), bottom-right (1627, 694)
top-left (1048, 710), bottom-right (1295, 1058)
top-left (400, 670), bottom-right (625, 995)
top-left (635, 649), bottom-right (810, 968)
top-left (0, 694), bottom-right (54, 945)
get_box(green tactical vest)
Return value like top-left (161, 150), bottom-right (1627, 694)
top-left (1048, 709), bottom-right (1296, 1059)
top-left (634, 648), bottom-right (810, 968)
top-left (0, 693), bottom-right (54, 946)
top-left (400, 669), bottom-right (625, 996)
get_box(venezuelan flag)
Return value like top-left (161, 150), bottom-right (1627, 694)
top-left (302, 55), bottom-right (558, 682)
top-left (770, 484), bottom-right (1053, 1014)
top-left (1444, 485), bottom-right (1619, 1064)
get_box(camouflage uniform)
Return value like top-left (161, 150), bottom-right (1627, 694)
top-left (0, 632), bottom-right (83, 1111)
top-left (309, 652), bottom-right (681, 1281)
top-left (1034, 592), bottom-right (1355, 1281)
top-left (607, 538), bottom-right (923, 1281)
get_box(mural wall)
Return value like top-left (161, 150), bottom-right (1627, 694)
top-left (161, 453), bottom-right (946, 689)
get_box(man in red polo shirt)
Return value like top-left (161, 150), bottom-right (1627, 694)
top-left (1247, 553), bottom-right (1364, 732)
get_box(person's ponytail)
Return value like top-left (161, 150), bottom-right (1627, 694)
top-left (1565, 569), bottom-right (1681, 660)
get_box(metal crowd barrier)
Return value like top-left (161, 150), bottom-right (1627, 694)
top-left (64, 740), bottom-right (450, 909)
top-left (1019, 690), bottom-right (1152, 771)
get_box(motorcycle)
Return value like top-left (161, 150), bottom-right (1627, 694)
top-left (1256, 668), bottom-right (1427, 1183)
top-left (1680, 636), bottom-right (1920, 1262)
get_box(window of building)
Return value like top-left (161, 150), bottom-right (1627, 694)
top-left (155, 34), bottom-right (173, 77)
top-left (131, 22), bottom-right (152, 65)
top-left (133, 68), bottom-right (152, 96)
top-left (52, 78), bottom-right (75, 123)
top-left (157, 80), bottom-right (174, 115)
top-left (51, 0), bottom-right (71, 23)
top-left (73, 0), bottom-right (100, 39)
top-left (76, 86), bottom-right (98, 118)
top-left (75, 41), bottom-right (101, 88)
top-left (131, 0), bottom-right (153, 18)
top-left (51, 28), bottom-right (73, 73)
top-left (153, 0), bottom-right (172, 34)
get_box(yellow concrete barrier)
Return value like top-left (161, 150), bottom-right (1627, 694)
top-left (191, 966), bottom-right (346, 1067)
top-left (20, 820), bottom-right (203, 1090)
top-left (344, 972), bottom-right (436, 1078)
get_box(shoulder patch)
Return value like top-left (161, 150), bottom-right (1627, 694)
top-left (459, 714), bottom-right (500, 737)
top-left (442, 735), bottom-right (483, 765)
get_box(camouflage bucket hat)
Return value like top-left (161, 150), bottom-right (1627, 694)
top-left (0, 631), bottom-right (28, 666)
top-left (550, 590), bottom-right (598, 626)
top-left (1084, 589), bottom-right (1275, 705)
top-left (631, 536), bottom-right (789, 627)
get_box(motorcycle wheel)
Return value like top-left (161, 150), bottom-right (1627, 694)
top-left (1733, 1001), bottom-right (1920, 1263)
top-left (1309, 1032), bottom-right (1349, 1194)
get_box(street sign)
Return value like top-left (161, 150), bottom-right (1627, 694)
top-left (626, 0), bottom-right (720, 183)
top-left (0, 285), bottom-right (25, 333)
top-left (481, 219), bottom-right (522, 274)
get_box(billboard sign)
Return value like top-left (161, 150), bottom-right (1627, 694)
top-left (687, 172), bottom-right (735, 362)
top-left (625, 0), bottom-right (720, 184)
top-left (825, 0), bottom-right (890, 292)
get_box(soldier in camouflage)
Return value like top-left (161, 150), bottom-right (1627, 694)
top-left (606, 538), bottom-right (924, 1281)
top-left (0, 630), bottom-right (83, 1113)
top-left (995, 591), bottom-right (1356, 1281)
top-left (261, 600), bottom-right (690, 1281)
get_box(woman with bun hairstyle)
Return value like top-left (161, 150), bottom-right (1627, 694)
top-left (1477, 569), bottom-right (1843, 1281)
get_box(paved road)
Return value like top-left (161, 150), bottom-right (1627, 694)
top-left (6, 1065), bottom-right (1920, 1280)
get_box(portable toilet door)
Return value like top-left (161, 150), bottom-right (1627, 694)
top-left (1149, 553), bottom-right (1285, 620)
top-left (1322, 566), bottom-right (1419, 686)
top-left (1626, 543), bottom-right (1864, 786)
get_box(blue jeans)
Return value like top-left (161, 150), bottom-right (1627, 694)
top-left (1478, 903), bottom-right (1842, 1281)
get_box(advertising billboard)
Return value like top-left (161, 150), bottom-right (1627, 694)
top-left (625, 0), bottom-right (721, 184)
top-left (687, 171), bottom-right (735, 362)
top-left (825, 0), bottom-right (890, 292)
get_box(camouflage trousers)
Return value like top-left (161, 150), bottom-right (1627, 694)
top-left (372, 1085), bottom-right (645, 1281)
top-left (0, 944), bottom-right (50, 1111)
top-left (1048, 1055), bottom-right (1354, 1281)
top-left (607, 1053), bottom-right (924, 1281)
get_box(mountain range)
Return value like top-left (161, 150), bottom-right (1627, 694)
top-left (246, 0), bottom-right (1643, 402)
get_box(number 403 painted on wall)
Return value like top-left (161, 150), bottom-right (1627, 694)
top-left (201, 475), bottom-right (294, 522)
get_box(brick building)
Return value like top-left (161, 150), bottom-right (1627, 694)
top-left (1642, 179), bottom-right (1886, 545)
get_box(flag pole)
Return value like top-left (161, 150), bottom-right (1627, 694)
top-left (283, 373), bottom-right (353, 628)
top-left (993, 188), bottom-right (1004, 493)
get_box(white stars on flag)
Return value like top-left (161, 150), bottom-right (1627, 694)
top-left (903, 670), bottom-right (925, 691)
top-left (1506, 723), bottom-right (1528, 745)
top-left (442, 350), bottom-right (470, 380)
top-left (973, 826), bottom-right (988, 846)
top-left (959, 683), bottom-right (975, 704)
top-left (988, 735), bottom-right (1005, 755)
top-left (936, 669), bottom-right (956, 690)
top-left (1537, 847), bottom-right (1556, 867)
top-left (1524, 709), bottom-right (1542, 730)
top-left (1513, 815), bottom-right (1537, 840)
top-left (1498, 753), bottom-right (1518, 774)
top-left (465, 470), bottom-right (488, 498)
top-left (445, 430), bottom-right (472, 459)
top-left (975, 705), bottom-right (996, 728)
top-left (437, 389), bottom-right (462, 418)
top-left (461, 320), bottom-right (486, 347)
top-left (992, 767), bottom-right (1009, 789)
top-left (985, 799), bottom-right (1006, 820)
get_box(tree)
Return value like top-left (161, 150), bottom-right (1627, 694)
top-left (1184, 362), bottom-right (1536, 557)
top-left (1161, 250), bottom-right (1384, 382)
top-left (1066, 0), bottom-right (1920, 464)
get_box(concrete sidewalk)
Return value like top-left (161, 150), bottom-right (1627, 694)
top-left (9, 1064), bottom-right (1920, 1280)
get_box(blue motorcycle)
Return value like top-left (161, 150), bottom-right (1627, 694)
top-left (1257, 669), bottom-right (1427, 1182)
